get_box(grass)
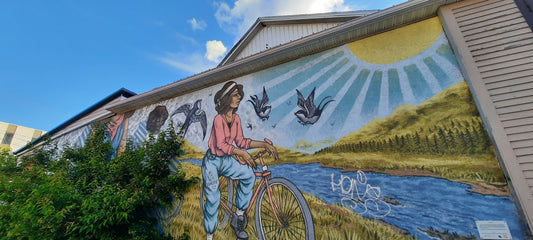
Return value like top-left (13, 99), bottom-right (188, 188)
top-left (256, 149), bottom-right (507, 188)
top-left (163, 161), bottom-right (414, 240)
top-left (313, 152), bottom-right (505, 185)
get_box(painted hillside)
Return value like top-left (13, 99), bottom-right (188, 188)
top-left (334, 80), bottom-right (481, 145)
top-left (312, 81), bottom-right (507, 191)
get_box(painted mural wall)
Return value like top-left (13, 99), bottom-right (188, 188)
top-left (57, 17), bottom-right (529, 239)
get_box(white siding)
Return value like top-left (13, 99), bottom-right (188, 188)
top-left (440, 0), bottom-right (533, 233)
top-left (235, 23), bottom-right (340, 61)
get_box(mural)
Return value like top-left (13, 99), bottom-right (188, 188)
top-left (55, 17), bottom-right (529, 239)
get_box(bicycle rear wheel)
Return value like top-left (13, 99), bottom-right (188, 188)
top-left (200, 177), bottom-right (234, 229)
top-left (154, 191), bottom-right (184, 223)
top-left (255, 177), bottom-right (314, 240)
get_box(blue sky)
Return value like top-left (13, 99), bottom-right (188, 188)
top-left (1, 0), bottom-right (406, 132)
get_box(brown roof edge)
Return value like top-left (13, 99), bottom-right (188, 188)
top-left (106, 0), bottom-right (463, 114)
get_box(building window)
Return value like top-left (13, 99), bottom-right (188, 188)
top-left (515, 0), bottom-right (533, 30)
top-left (2, 133), bottom-right (14, 145)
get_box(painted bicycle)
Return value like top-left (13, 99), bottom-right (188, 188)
top-left (200, 139), bottom-right (315, 240)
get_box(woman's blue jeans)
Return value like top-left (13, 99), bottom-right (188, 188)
top-left (201, 150), bottom-right (255, 234)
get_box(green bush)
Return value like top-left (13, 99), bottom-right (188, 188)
top-left (0, 122), bottom-right (196, 239)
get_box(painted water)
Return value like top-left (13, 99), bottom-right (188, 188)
top-left (185, 160), bottom-right (528, 239)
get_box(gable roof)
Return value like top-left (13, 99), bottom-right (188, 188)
top-left (14, 88), bottom-right (136, 155)
top-left (219, 10), bottom-right (378, 66)
top-left (107, 0), bottom-right (464, 114)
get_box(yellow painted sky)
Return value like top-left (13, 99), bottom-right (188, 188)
top-left (348, 17), bottom-right (443, 64)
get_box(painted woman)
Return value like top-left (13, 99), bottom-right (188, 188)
top-left (202, 81), bottom-right (278, 240)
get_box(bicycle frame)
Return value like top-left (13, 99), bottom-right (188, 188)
top-left (218, 149), bottom-right (284, 227)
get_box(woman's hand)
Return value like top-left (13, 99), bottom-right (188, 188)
top-left (250, 139), bottom-right (279, 161)
top-left (264, 142), bottom-right (279, 161)
top-left (233, 148), bottom-right (257, 169)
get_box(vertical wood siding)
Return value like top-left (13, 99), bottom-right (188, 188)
top-left (440, 0), bottom-right (533, 233)
top-left (236, 23), bottom-right (340, 61)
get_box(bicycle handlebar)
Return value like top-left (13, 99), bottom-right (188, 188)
top-left (252, 138), bottom-right (273, 160)
top-left (236, 138), bottom-right (274, 163)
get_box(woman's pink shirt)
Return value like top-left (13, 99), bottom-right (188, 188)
top-left (208, 114), bottom-right (251, 156)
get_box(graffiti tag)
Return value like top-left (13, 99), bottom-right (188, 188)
top-left (331, 171), bottom-right (391, 218)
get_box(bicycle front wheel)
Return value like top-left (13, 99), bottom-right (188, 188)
top-left (255, 177), bottom-right (315, 240)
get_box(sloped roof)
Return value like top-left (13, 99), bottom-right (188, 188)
top-left (14, 88), bottom-right (136, 155)
top-left (219, 10), bottom-right (378, 66)
top-left (107, 0), bottom-right (464, 114)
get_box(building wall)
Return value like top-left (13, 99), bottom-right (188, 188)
top-left (0, 122), bottom-right (45, 152)
top-left (440, 0), bottom-right (533, 234)
top-left (55, 16), bottom-right (530, 239)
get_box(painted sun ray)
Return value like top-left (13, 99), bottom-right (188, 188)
top-left (325, 68), bottom-right (370, 131)
top-left (416, 60), bottom-right (443, 95)
top-left (308, 65), bottom-right (358, 133)
top-left (341, 69), bottom-right (373, 134)
top-left (249, 48), bottom-right (339, 86)
top-left (433, 53), bottom-right (464, 84)
top-left (250, 49), bottom-right (345, 93)
top-left (275, 59), bottom-right (353, 128)
top-left (299, 65), bottom-right (360, 141)
top-left (379, 70), bottom-right (390, 116)
top-left (265, 51), bottom-right (345, 107)
top-left (317, 66), bottom-right (365, 137)
top-left (297, 58), bottom-right (350, 98)
top-left (403, 64), bottom-right (433, 102)
top-left (435, 43), bottom-right (459, 68)
top-left (423, 56), bottom-right (454, 89)
top-left (268, 56), bottom-right (349, 115)
top-left (361, 70), bottom-right (383, 117)
top-left (397, 67), bottom-right (417, 105)
top-left (387, 69), bottom-right (404, 111)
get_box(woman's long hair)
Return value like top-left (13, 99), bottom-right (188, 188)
top-left (214, 81), bottom-right (244, 114)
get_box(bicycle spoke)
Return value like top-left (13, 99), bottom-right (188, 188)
top-left (259, 182), bottom-right (307, 239)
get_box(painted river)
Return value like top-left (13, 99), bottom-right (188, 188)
top-left (185, 160), bottom-right (528, 239)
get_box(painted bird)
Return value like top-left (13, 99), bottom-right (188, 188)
top-left (248, 86), bottom-right (272, 121)
top-left (294, 87), bottom-right (334, 125)
top-left (171, 99), bottom-right (207, 139)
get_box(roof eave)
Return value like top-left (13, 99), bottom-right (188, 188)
top-left (14, 88), bottom-right (136, 155)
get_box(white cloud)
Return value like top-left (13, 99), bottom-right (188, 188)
top-left (156, 40), bottom-right (228, 74)
top-left (205, 40), bottom-right (227, 63)
top-left (214, 0), bottom-right (352, 39)
top-left (157, 52), bottom-right (216, 74)
top-left (176, 32), bottom-right (200, 46)
top-left (187, 18), bottom-right (207, 31)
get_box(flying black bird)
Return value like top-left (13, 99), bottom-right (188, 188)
top-left (170, 99), bottom-right (207, 139)
top-left (246, 123), bottom-right (253, 131)
top-left (294, 87), bottom-right (334, 125)
top-left (248, 86), bottom-right (271, 121)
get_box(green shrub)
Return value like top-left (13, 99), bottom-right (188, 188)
top-left (0, 122), bottom-right (196, 239)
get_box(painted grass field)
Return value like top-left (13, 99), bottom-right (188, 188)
top-left (163, 161), bottom-right (414, 240)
